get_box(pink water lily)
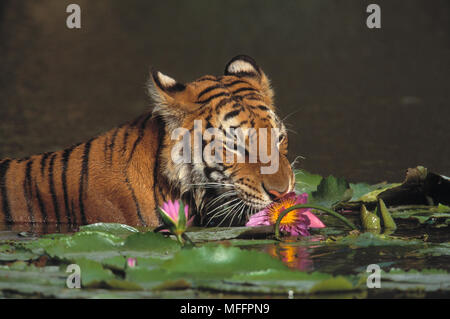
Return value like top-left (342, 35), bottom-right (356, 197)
top-left (158, 199), bottom-right (193, 236)
top-left (246, 192), bottom-right (325, 236)
top-left (127, 257), bottom-right (137, 268)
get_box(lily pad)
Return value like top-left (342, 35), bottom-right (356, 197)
top-left (309, 276), bottom-right (356, 293)
top-left (380, 269), bottom-right (450, 292)
top-left (295, 169), bottom-right (323, 195)
top-left (311, 175), bottom-right (353, 208)
top-left (186, 226), bottom-right (273, 242)
top-left (162, 245), bottom-right (286, 278)
top-left (79, 223), bottom-right (139, 237)
top-left (73, 258), bottom-right (116, 288)
top-left (122, 232), bottom-right (180, 253)
top-left (0, 244), bottom-right (39, 261)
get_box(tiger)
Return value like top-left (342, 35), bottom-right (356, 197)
top-left (0, 55), bottom-right (295, 231)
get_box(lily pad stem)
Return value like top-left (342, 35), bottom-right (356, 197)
top-left (275, 204), bottom-right (358, 240)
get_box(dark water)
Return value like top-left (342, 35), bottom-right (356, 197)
top-left (0, 1), bottom-right (449, 183)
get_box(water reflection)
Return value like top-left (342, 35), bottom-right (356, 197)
top-left (265, 239), bottom-right (315, 271)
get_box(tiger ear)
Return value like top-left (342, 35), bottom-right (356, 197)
top-left (148, 69), bottom-right (200, 120)
top-left (224, 55), bottom-right (274, 103)
top-left (148, 69), bottom-right (186, 105)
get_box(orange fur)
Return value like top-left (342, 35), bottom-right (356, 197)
top-left (0, 55), bottom-right (295, 229)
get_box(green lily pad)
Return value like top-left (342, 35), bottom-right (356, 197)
top-left (79, 223), bottom-right (139, 237)
top-left (380, 269), bottom-right (450, 292)
top-left (162, 245), bottom-right (286, 278)
top-left (357, 184), bottom-right (401, 203)
top-left (73, 258), bottom-right (116, 288)
top-left (330, 232), bottom-right (422, 247)
top-left (309, 276), bottom-right (356, 293)
top-left (186, 226), bottom-right (273, 242)
top-left (349, 182), bottom-right (393, 201)
top-left (0, 244), bottom-right (39, 261)
top-left (391, 207), bottom-right (450, 225)
top-left (295, 169), bottom-right (323, 195)
top-left (39, 231), bottom-right (123, 260)
top-left (311, 175), bottom-right (352, 208)
top-left (122, 232), bottom-right (180, 254)
top-left (126, 268), bottom-right (185, 289)
top-left (415, 243), bottom-right (450, 257)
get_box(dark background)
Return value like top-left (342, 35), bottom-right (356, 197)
top-left (0, 0), bottom-right (449, 183)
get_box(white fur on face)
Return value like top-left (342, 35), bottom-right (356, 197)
top-left (227, 60), bottom-right (256, 74)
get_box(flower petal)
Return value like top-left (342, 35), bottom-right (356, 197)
top-left (302, 211), bottom-right (326, 228)
top-left (184, 204), bottom-right (189, 219)
top-left (167, 200), bottom-right (178, 221)
top-left (295, 192), bottom-right (308, 205)
top-left (187, 216), bottom-right (195, 227)
top-left (246, 210), bottom-right (270, 227)
top-left (161, 202), bottom-right (170, 214)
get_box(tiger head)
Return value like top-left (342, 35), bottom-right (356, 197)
top-left (149, 55), bottom-right (295, 226)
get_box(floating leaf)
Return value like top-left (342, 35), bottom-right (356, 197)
top-left (122, 232), bottom-right (180, 254)
top-left (74, 258), bottom-right (116, 288)
top-left (311, 175), bottom-right (352, 208)
top-left (79, 223), bottom-right (139, 237)
top-left (294, 169), bottom-right (323, 195)
top-left (357, 184), bottom-right (401, 203)
top-left (162, 245), bottom-right (286, 278)
top-left (309, 276), bottom-right (355, 293)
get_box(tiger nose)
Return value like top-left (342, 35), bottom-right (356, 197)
top-left (262, 183), bottom-right (289, 201)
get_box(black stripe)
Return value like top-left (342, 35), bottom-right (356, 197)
top-left (127, 113), bottom-right (152, 164)
top-left (78, 139), bottom-right (93, 225)
top-left (103, 135), bottom-right (109, 162)
top-left (122, 127), bottom-right (130, 153)
top-left (241, 93), bottom-right (262, 100)
top-left (40, 152), bottom-right (51, 176)
top-left (23, 159), bottom-right (35, 223)
top-left (125, 177), bottom-right (146, 226)
top-left (71, 199), bottom-right (76, 226)
top-left (196, 76), bottom-right (217, 82)
top-left (35, 182), bottom-right (48, 222)
top-left (0, 159), bottom-right (12, 224)
top-left (197, 84), bottom-right (224, 100)
top-left (159, 184), bottom-right (167, 202)
top-left (198, 92), bottom-right (230, 105)
top-left (224, 79), bottom-right (250, 88)
top-left (152, 119), bottom-right (165, 219)
top-left (130, 114), bottom-right (145, 127)
top-left (256, 105), bottom-right (270, 111)
top-left (17, 156), bottom-right (30, 163)
top-left (48, 153), bottom-right (61, 225)
top-left (232, 87), bottom-right (257, 95)
top-left (223, 109), bottom-right (241, 121)
top-left (108, 127), bottom-right (121, 165)
top-left (61, 146), bottom-right (75, 225)
top-left (215, 97), bottom-right (233, 112)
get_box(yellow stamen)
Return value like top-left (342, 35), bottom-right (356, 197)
top-left (268, 197), bottom-right (301, 225)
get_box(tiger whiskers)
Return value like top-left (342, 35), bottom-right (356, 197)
top-left (291, 155), bottom-right (305, 168)
top-left (205, 190), bottom-right (238, 209)
top-left (206, 199), bottom-right (242, 226)
top-left (214, 200), bottom-right (244, 227)
top-left (206, 197), bottom-right (240, 217)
